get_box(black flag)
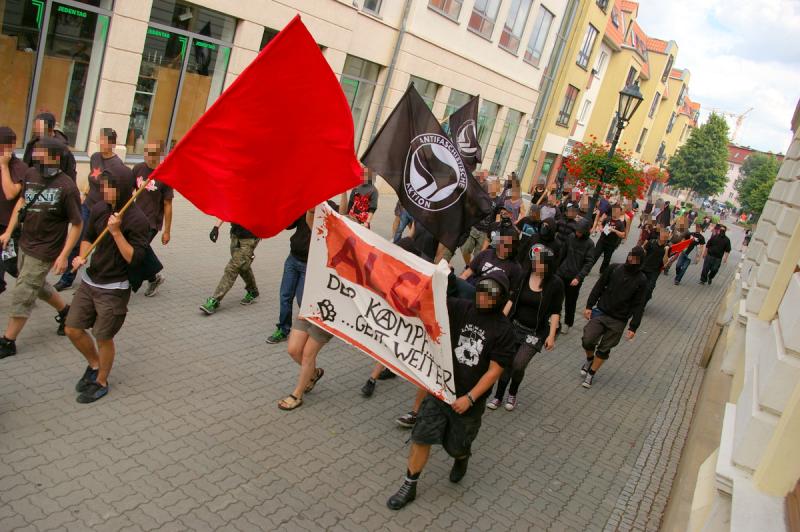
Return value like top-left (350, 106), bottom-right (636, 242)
top-left (361, 85), bottom-right (492, 252)
top-left (448, 95), bottom-right (482, 173)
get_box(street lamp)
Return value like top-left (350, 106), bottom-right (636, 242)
top-left (591, 81), bottom-right (645, 210)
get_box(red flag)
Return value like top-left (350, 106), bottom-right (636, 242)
top-left (669, 238), bottom-right (693, 256)
top-left (151, 16), bottom-right (361, 237)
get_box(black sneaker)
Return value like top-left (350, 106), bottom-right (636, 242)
top-left (75, 366), bottom-right (99, 393)
top-left (0, 337), bottom-right (17, 359)
top-left (396, 411), bottom-right (417, 428)
top-left (77, 382), bottom-right (108, 404)
top-left (53, 280), bottom-right (72, 292)
top-left (449, 457), bottom-right (469, 483)
top-left (361, 378), bottom-right (376, 397)
top-left (55, 305), bottom-right (70, 336)
top-left (377, 368), bottom-right (396, 380)
top-left (387, 478), bottom-right (417, 510)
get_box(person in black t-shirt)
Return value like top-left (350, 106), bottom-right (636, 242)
top-left (458, 225), bottom-right (521, 300)
top-left (674, 222), bottom-right (706, 285)
top-left (699, 225), bottom-right (731, 285)
top-left (22, 112), bottom-right (77, 181)
top-left (0, 126), bottom-right (27, 293)
top-left (591, 204), bottom-right (627, 274)
top-left (641, 227), bottom-right (670, 305)
top-left (200, 221), bottom-right (260, 315)
top-left (386, 270), bottom-right (516, 511)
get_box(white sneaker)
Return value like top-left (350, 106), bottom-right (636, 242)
top-left (504, 395), bottom-right (517, 411)
top-left (144, 274), bottom-right (165, 297)
top-left (487, 398), bottom-right (501, 410)
top-left (561, 325), bottom-right (571, 335)
top-left (581, 360), bottom-right (592, 377)
top-left (582, 374), bottom-right (594, 389)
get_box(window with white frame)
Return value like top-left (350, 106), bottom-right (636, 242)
top-left (556, 85), bottom-right (579, 127)
top-left (594, 50), bottom-right (608, 76)
top-left (363, 0), bottom-right (382, 15)
top-left (576, 24), bottom-right (598, 69)
top-left (524, 5), bottom-right (555, 66)
top-left (468, 0), bottom-right (501, 39)
top-left (635, 128), bottom-right (648, 152)
top-left (428, 0), bottom-right (463, 21)
top-left (500, 0), bottom-right (533, 54)
top-left (578, 99), bottom-right (592, 124)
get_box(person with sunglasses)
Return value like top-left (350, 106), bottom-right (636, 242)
top-left (386, 270), bottom-right (516, 510)
top-left (131, 141), bottom-right (173, 297)
top-left (488, 243), bottom-right (563, 411)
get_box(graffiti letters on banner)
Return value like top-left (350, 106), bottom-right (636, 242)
top-left (300, 202), bottom-right (455, 403)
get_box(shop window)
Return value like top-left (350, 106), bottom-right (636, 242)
top-left (340, 55), bottom-right (381, 150)
top-left (490, 108), bottom-right (522, 176)
top-left (477, 99), bottom-right (499, 152)
top-left (409, 75), bottom-right (438, 109)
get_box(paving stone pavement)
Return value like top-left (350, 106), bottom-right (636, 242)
top-left (0, 195), bottom-right (742, 531)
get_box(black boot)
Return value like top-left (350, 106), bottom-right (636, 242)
top-left (387, 477), bottom-right (417, 510)
top-left (0, 336), bottom-right (16, 359)
top-left (55, 305), bottom-right (70, 336)
top-left (449, 457), bottom-right (469, 483)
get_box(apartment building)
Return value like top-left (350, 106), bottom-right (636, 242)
top-left (718, 143), bottom-right (785, 207)
top-left (0, 0), bottom-right (576, 185)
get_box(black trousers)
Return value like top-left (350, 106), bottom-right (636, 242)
top-left (644, 269), bottom-right (660, 303)
top-left (701, 256), bottom-right (723, 283)
top-left (592, 240), bottom-right (618, 274)
top-left (560, 275), bottom-right (582, 327)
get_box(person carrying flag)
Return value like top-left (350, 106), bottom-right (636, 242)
top-left (65, 170), bottom-right (150, 403)
top-left (386, 270), bottom-right (516, 510)
top-left (674, 222), bottom-right (706, 285)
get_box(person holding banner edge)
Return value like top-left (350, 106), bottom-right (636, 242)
top-left (387, 270), bottom-right (516, 510)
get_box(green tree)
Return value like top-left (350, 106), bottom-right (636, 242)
top-left (667, 113), bottom-right (730, 197)
top-left (735, 153), bottom-right (780, 214)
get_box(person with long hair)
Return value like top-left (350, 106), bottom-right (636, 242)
top-left (488, 244), bottom-right (563, 411)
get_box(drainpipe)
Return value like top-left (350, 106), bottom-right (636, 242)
top-left (518, 0), bottom-right (580, 185)
top-left (368, 0), bottom-right (413, 143)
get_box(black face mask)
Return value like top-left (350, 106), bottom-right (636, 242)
top-left (624, 261), bottom-right (641, 273)
top-left (37, 161), bottom-right (60, 179)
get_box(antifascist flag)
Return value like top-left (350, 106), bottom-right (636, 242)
top-left (151, 16), bottom-right (361, 238)
top-left (361, 85), bottom-right (492, 252)
top-left (448, 95), bottom-right (482, 172)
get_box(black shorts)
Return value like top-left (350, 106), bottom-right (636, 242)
top-left (411, 395), bottom-right (485, 458)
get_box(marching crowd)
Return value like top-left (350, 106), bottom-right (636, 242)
top-left (0, 119), bottom-right (734, 511)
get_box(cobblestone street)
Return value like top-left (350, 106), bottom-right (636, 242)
top-left (0, 195), bottom-right (741, 531)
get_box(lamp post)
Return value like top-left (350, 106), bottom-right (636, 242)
top-left (591, 81), bottom-right (645, 212)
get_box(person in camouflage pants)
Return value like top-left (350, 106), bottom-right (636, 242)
top-left (199, 221), bottom-right (260, 315)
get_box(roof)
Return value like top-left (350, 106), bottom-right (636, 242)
top-left (604, 0), bottom-right (625, 49)
top-left (621, 0), bottom-right (639, 15)
top-left (728, 143), bottom-right (785, 163)
top-left (669, 68), bottom-right (687, 80)
top-left (625, 21), bottom-right (650, 78)
top-left (678, 96), bottom-right (700, 125)
top-left (645, 37), bottom-right (669, 54)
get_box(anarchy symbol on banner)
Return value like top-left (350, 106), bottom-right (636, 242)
top-left (318, 299), bottom-right (336, 322)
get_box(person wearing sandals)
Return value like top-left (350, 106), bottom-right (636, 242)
top-left (488, 244), bottom-right (563, 411)
top-left (387, 270), bottom-right (516, 510)
top-left (277, 318), bottom-right (333, 411)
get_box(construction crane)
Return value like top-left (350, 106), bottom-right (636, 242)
top-left (708, 107), bottom-right (754, 143)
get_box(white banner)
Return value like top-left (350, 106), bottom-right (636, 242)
top-left (299, 203), bottom-right (456, 403)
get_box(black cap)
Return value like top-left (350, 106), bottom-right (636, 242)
top-left (35, 112), bottom-right (56, 130)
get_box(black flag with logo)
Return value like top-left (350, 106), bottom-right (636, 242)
top-left (361, 85), bottom-right (492, 252)
top-left (448, 95), bottom-right (482, 173)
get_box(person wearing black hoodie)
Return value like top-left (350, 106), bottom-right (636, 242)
top-left (518, 217), bottom-right (561, 273)
top-left (557, 219), bottom-right (595, 333)
top-left (22, 112), bottom-right (77, 181)
top-left (65, 170), bottom-right (150, 403)
top-left (488, 244), bottom-right (563, 411)
top-left (386, 270), bottom-right (516, 511)
top-left (580, 246), bottom-right (648, 388)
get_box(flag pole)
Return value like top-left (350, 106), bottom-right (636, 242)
top-left (75, 178), bottom-right (153, 266)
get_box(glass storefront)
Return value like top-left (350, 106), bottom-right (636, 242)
top-left (409, 75), bottom-right (438, 109)
top-left (490, 108), bottom-right (522, 176)
top-left (0, 0), bottom-right (111, 150)
top-left (126, 1), bottom-right (232, 155)
top-left (476, 99), bottom-right (498, 153)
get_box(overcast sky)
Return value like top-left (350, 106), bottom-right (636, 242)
top-left (636, 0), bottom-right (799, 155)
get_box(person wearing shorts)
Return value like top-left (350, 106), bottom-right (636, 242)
top-left (580, 246), bottom-right (647, 389)
top-left (386, 270), bottom-right (516, 511)
top-left (66, 170), bottom-right (150, 403)
top-left (277, 317), bottom-right (333, 411)
top-left (0, 138), bottom-right (82, 359)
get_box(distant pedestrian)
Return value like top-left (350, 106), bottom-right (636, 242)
top-left (200, 221), bottom-right (260, 314)
top-left (591, 204), bottom-right (626, 274)
top-left (674, 222), bottom-right (706, 285)
top-left (132, 141), bottom-right (173, 297)
top-left (556, 219), bottom-right (594, 334)
top-left (740, 229), bottom-right (752, 252)
top-left (580, 247), bottom-right (647, 388)
top-left (347, 167), bottom-right (378, 228)
top-left (699, 225), bottom-right (731, 285)
top-left (22, 112), bottom-right (76, 180)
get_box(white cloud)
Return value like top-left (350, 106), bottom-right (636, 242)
top-left (636, 0), bottom-right (798, 154)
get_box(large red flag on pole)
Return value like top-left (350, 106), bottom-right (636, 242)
top-left (151, 15), bottom-right (361, 237)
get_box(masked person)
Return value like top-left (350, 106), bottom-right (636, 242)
top-left (22, 112), bottom-right (76, 181)
top-left (132, 141), bottom-right (172, 297)
top-left (200, 221), bottom-right (260, 314)
top-left (458, 224), bottom-right (521, 300)
top-left (489, 244), bottom-right (563, 411)
top-left (386, 271), bottom-right (516, 510)
top-left (580, 246), bottom-right (648, 388)
top-left (556, 219), bottom-right (594, 334)
top-left (699, 225), bottom-right (731, 285)
top-left (55, 128), bottom-right (132, 291)
top-left (0, 138), bottom-right (82, 359)
top-left (0, 127), bottom-right (27, 294)
top-left (641, 227), bottom-right (670, 306)
top-left (518, 217), bottom-right (561, 273)
top-left (65, 171), bottom-right (150, 403)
